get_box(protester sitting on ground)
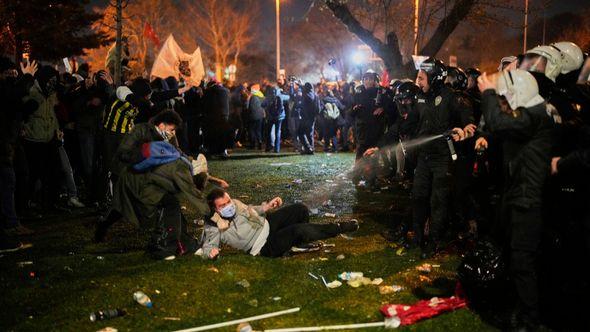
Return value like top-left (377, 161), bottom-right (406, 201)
top-left (201, 188), bottom-right (359, 259)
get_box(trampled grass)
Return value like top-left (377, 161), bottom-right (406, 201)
top-left (0, 152), bottom-right (496, 332)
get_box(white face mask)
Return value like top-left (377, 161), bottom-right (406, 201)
top-left (219, 202), bottom-right (236, 219)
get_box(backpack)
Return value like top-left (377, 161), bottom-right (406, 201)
top-left (324, 102), bottom-right (340, 120)
top-left (268, 96), bottom-right (284, 119)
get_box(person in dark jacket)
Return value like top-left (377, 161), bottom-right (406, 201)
top-left (478, 69), bottom-right (554, 330)
top-left (202, 81), bottom-right (232, 157)
top-left (351, 71), bottom-right (385, 160)
top-left (412, 58), bottom-right (475, 257)
top-left (248, 84), bottom-right (265, 150)
top-left (298, 82), bottom-right (320, 154)
top-left (0, 57), bottom-right (36, 235)
top-left (321, 90), bottom-right (345, 152)
top-left (264, 85), bottom-right (287, 153)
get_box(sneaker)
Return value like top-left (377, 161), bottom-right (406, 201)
top-left (68, 197), bottom-right (86, 208)
top-left (338, 219), bottom-right (360, 233)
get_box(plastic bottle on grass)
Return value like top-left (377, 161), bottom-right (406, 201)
top-left (133, 291), bottom-right (153, 308)
top-left (89, 309), bottom-right (126, 321)
top-left (338, 272), bottom-right (363, 280)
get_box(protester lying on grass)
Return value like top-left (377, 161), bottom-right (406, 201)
top-left (201, 188), bottom-right (359, 259)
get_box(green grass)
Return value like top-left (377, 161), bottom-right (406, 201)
top-left (0, 152), bottom-right (497, 331)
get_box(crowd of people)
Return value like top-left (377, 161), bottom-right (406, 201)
top-left (2, 39), bottom-right (590, 330)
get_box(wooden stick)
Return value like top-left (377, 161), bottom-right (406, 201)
top-left (172, 307), bottom-right (300, 332)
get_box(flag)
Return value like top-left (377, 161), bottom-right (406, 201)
top-left (143, 22), bottom-right (161, 49)
top-left (150, 34), bottom-right (205, 85)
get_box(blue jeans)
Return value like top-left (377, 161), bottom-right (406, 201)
top-left (268, 119), bottom-right (283, 152)
top-left (288, 116), bottom-right (301, 151)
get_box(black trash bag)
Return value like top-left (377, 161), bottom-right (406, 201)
top-left (457, 240), bottom-right (508, 308)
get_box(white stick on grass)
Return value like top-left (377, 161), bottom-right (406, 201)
top-left (265, 321), bottom-right (391, 331)
top-left (172, 307), bottom-right (300, 332)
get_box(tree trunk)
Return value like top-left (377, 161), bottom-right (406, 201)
top-left (325, 0), bottom-right (477, 78)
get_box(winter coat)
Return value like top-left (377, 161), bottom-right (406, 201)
top-left (113, 157), bottom-right (209, 228)
top-left (22, 82), bottom-right (60, 143)
top-left (248, 92), bottom-right (265, 121)
top-left (481, 89), bottom-right (554, 208)
top-left (202, 199), bottom-right (267, 258)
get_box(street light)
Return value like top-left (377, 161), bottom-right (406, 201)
top-left (276, 0), bottom-right (281, 81)
top-left (352, 51), bottom-right (366, 80)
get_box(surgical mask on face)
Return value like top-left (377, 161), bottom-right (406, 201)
top-left (219, 202), bottom-right (236, 219)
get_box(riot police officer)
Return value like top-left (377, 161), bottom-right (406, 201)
top-left (351, 70), bottom-right (385, 160)
top-left (412, 58), bottom-right (475, 257)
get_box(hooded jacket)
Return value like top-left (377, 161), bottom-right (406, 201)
top-left (22, 82), bottom-right (60, 143)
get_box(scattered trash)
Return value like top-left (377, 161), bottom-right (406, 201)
top-left (396, 247), bottom-right (405, 256)
top-left (248, 299), bottom-right (259, 307)
top-left (164, 317), bottom-right (181, 321)
top-left (326, 280), bottom-right (343, 288)
top-left (195, 219), bottom-right (205, 226)
top-left (237, 322), bottom-right (253, 332)
top-left (133, 291), bottom-right (153, 308)
top-left (17, 261), bottom-right (33, 267)
top-left (181, 205), bottom-right (187, 211)
top-left (338, 272), bottom-right (363, 281)
top-left (96, 256), bottom-right (105, 260)
top-left (379, 285), bottom-right (403, 294)
top-left (381, 187), bottom-right (389, 190)
top-left (208, 267), bottom-right (220, 273)
top-left (292, 179), bottom-right (303, 184)
top-left (371, 278), bottom-right (384, 285)
top-left (237, 279), bottom-right (251, 288)
top-left (272, 297), bottom-right (282, 301)
top-left (238, 195), bottom-right (250, 199)
top-left (347, 277), bottom-right (373, 288)
top-left (324, 249), bottom-right (331, 253)
top-left (416, 263), bottom-right (432, 273)
top-left (255, 184), bottom-right (263, 188)
top-left (309, 208), bottom-right (319, 215)
top-left (182, 292), bottom-right (188, 297)
top-left (96, 327), bottom-right (118, 332)
top-left (336, 254), bottom-right (345, 260)
top-left (325, 179), bottom-right (334, 183)
top-left (324, 213), bottom-right (336, 218)
top-left (308, 272), bottom-right (319, 280)
top-left (358, 180), bottom-right (366, 186)
top-left (322, 243), bottom-right (335, 247)
top-left (340, 233), bottom-right (354, 240)
top-left (322, 199), bottom-right (333, 206)
top-left (432, 264), bottom-right (441, 268)
top-left (155, 290), bottom-right (161, 294)
top-left (319, 257), bottom-right (328, 261)
top-left (270, 162), bottom-right (292, 167)
top-left (90, 309), bottom-right (126, 322)
top-left (227, 308), bottom-right (232, 313)
top-left (64, 266), bottom-right (73, 272)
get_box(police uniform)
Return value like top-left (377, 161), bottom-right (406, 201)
top-left (412, 84), bottom-right (474, 249)
top-left (352, 85), bottom-right (384, 159)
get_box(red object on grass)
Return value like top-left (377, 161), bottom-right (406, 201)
top-left (380, 292), bottom-right (467, 326)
